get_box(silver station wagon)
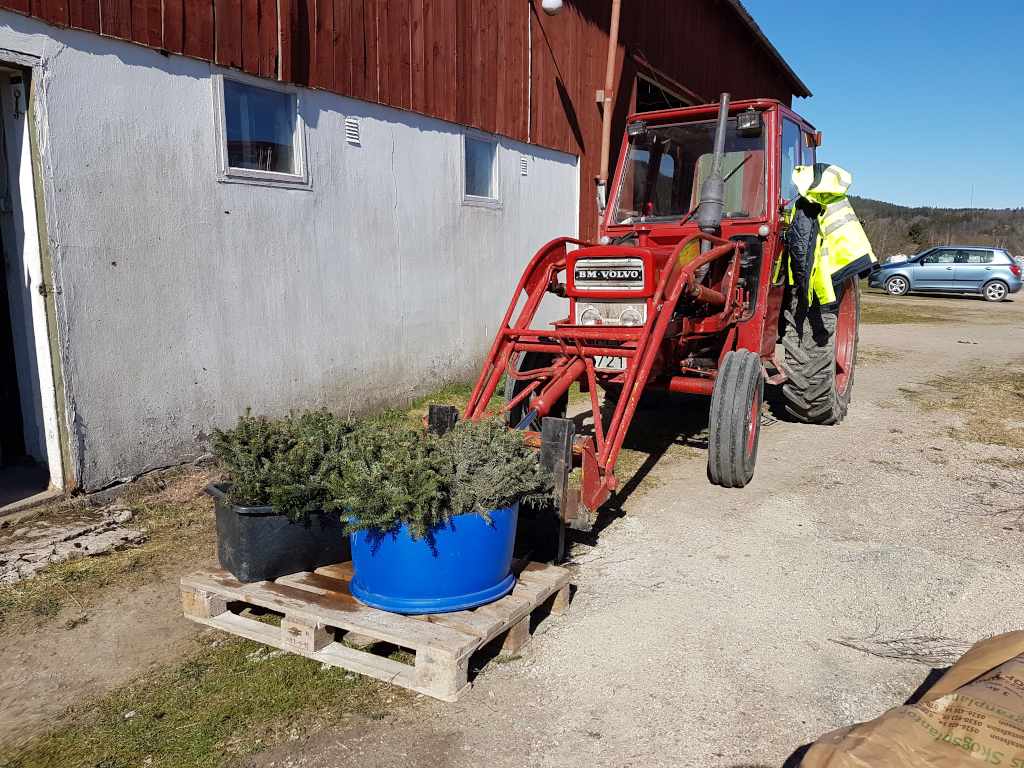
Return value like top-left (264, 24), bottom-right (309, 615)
top-left (868, 246), bottom-right (1023, 302)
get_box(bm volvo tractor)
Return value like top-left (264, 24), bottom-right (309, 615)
top-left (457, 95), bottom-right (863, 545)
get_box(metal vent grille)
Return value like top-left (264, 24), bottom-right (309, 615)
top-left (345, 117), bottom-right (360, 146)
top-left (520, 156), bottom-right (528, 176)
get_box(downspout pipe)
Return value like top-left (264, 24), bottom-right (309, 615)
top-left (596, 0), bottom-right (622, 213)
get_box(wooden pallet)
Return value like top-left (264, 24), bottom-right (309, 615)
top-left (180, 559), bottom-right (571, 702)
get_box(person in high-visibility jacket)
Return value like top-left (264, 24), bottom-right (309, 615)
top-left (783, 164), bottom-right (877, 305)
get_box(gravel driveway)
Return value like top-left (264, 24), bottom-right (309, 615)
top-left (240, 291), bottom-right (1024, 768)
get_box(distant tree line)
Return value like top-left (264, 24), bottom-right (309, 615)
top-left (849, 196), bottom-right (1024, 261)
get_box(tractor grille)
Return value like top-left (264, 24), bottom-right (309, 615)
top-left (573, 257), bottom-right (645, 291)
top-left (574, 301), bottom-right (647, 326)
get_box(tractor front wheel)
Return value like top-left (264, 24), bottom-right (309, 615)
top-left (707, 350), bottom-right (764, 488)
top-left (780, 278), bottom-right (860, 425)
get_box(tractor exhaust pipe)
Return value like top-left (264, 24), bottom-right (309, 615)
top-left (696, 93), bottom-right (730, 252)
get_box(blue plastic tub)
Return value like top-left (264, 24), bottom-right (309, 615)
top-left (349, 503), bottom-right (518, 614)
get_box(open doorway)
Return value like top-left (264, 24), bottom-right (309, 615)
top-left (0, 65), bottom-right (65, 511)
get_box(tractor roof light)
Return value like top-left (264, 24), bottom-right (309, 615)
top-left (626, 121), bottom-right (647, 138)
top-left (738, 107), bottom-right (762, 137)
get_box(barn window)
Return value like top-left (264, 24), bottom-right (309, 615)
top-left (464, 136), bottom-right (498, 201)
top-left (215, 76), bottom-right (308, 187)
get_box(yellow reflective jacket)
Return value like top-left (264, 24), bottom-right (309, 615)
top-left (792, 164), bottom-right (877, 304)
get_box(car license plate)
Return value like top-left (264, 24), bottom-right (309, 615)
top-left (594, 355), bottom-right (627, 371)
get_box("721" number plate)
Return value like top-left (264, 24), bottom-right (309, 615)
top-left (594, 355), bottom-right (627, 371)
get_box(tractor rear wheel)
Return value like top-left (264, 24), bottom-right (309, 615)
top-left (707, 349), bottom-right (764, 488)
top-left (504, 351), bottom-right (568, 431)
top-left (779, 278), bottom-right (860, 425)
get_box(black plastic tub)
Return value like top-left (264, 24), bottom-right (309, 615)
top-left (205, 483), bottom-right (350, 583)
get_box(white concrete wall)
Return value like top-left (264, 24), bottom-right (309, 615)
top-left (0, 12), bottom-right (579, 491)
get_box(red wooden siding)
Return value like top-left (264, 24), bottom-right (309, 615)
top-left (0, 0), bottom-right (805, 238)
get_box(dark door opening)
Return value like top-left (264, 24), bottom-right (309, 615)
top-left (0, 66), bottom-right (57, 509)
top-left (0, 254), bottom-right (26, 465)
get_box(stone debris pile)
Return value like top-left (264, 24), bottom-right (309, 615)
top-left (0, 504), bottom-right (147, 585)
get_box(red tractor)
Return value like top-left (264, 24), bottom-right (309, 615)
top-left (457, 95), bottom-right (862, 552)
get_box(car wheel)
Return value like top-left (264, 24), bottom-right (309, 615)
top-left (983, 280), bottom-right (1008, 302)
top-left (884, 275), bottom-right (909, 296)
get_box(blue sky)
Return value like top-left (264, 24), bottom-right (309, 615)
top-left (742, 0), bottom-right (1024, 209)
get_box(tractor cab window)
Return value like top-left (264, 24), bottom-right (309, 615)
top-left (613, 116), bottom-right (766, 224)
top-left (780, 118), bottom-right (801, 206)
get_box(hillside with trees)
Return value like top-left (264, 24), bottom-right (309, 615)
top-left (850, 196), bottom-right (1024, 261)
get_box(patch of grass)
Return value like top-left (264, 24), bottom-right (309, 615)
top-left (382, 379), bottom-right (507, 429)
top-left (912, 361), bottom-right (1024, 449)
top-left (0, 471), bottom-right (221, 631)
top-left (858, 348), bottom-right (903, 365)
top-left (860, 296), bottom-right (956, 325)
top-left (0, 633), bottom-right (390, 768)
top-left (493, 653), bottom-right (521, 664)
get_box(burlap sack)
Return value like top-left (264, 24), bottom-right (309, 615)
top-left (802, 631), bottom-right (1024, 767)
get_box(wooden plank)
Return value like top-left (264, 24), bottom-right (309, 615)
top-left (332, 0), bottom-right (349, 94)
top-left (469, 0), bottom-right (481, 128)
top-left (420, 0), bottom-right (432, 116)
top-left (258, 0), bottom-right (278, 77)
top-left (494, 614), bottom-right (530, 653)
top-left (443, 0), bottom-right (456, 122)
top-left (397, 0), bottom-right (411, 109)
top-left (182, 569), bottom-right (480, 658)
top-left (146, 0), bottom-right (161, 45)
top-left (415, 609), bottom-right (505, 641)
top-left (455, 0), bottom-right (469, 125)
top-left (364, 0), bottom-right (380, 101)
top-left (494, 0), bottom-right (505, 136)
top-left (277, 0), bottom-right (292, 80)
top-left (289, 0), bottom-right (310, 85)
top-left (348, 0), bottom-right (365, 99)
top-left (0, 0), bottom-right (31, 17)
top-left (70, 0), bottom-right (100, 30)
top-left (183, 0), bottom-right (214, 59)
top-left (100, 0), bottom-right (132, 39)
top-left (547, 583), bottom-right (571, 616)
top-left (282, 615), bottom-right (332, 651)
top-left (315, 561), bottom-right (354, 581)
top-left (482, 0), bottom-right (496, 132)
top-left (474, 594), bottom-right (531, 625)
top-left (161, 0), bottom-right (183, 52)
top-left (313, 0), bottom-right (334, 89)
top-left (277, 570), bottom-right (359, 603)
top-left (38, 0), bottom-right (69, 27)
top-left (512, 578), bottom-right (552, 604)
top-left (187, 611), bottom-right (425, 694)
top-left (215, 0), bottom-right (243, 67)
top-left (129, 0), bottom-right (147, 40)
top-left (409, 0), bottom-right (424, 113)
top-left (240, 0), bottom-right (260, 74)
top-left (385, 0), bottom-right (401, 107)
top-left (517, 561), bottom-right (570, 588)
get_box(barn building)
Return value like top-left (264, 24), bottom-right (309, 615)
top-left (0, 0), bottom-right (809, 497)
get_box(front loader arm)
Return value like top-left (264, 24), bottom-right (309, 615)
top-left (466, 233), bottom-right (743, 520)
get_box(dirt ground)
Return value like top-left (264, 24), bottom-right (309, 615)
top-left (3, 289), bottom-right (1024, 767)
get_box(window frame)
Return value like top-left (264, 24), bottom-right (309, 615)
top-left (212, 72), bottom-right (310, 189)
top-left (462, 131), bottom-right (501, 208)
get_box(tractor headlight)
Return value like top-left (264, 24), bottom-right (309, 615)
top-left (580, 307), bottom-right (602, 326)
top-left (619, 308), bottom-right (643, 326)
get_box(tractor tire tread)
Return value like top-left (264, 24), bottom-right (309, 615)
top-left (779, 281), bottom-right (860, 426)
top-left (707, 350), bottom-right (763, 489)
